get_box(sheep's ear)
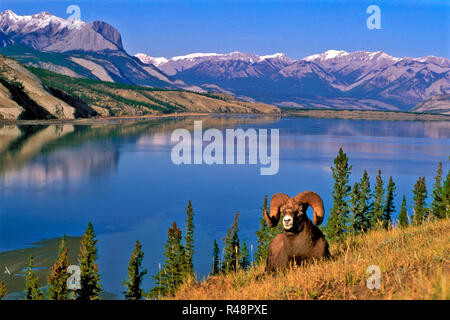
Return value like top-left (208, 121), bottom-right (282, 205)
top-left (293, 191), bottom-right (325, 225)
top-left (265, 193), bottom-right (289, 227)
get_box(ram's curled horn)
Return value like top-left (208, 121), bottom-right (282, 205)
top-left (293, 191), bottom-right (325, 225)
top-left (264, 193), bottom-right (290, 227)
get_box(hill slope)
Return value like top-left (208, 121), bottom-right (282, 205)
top-left (0, 55), bottom-right (279, 120)
top-left (411, 94), bottom-right (450, 115)
top-left (171, 218), bottom-right (449, 300)
top-left (0, 54), bottom-right (78, 119)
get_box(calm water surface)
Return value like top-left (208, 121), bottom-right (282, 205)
top-left (0, 116), bottom-right (448, 297)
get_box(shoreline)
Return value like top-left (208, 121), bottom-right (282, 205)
top-left (282, 109), bottom-right (450, 121)
top-left (0, 112), bottom-right (212, 126)
top-left (0, 109), bottom-right (448, 125)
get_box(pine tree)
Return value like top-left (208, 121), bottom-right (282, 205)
top-left (383, 176), bottom-right (396, 229)
top-left (443, 169), bottom-right (450, 218)
top-left (398, 195), bottom-right (409, 228)
top-left (239, 240), bottom-right (250, 271)
top-left (210, 239), bottom-right (220, 276)
top-left (150, 222), bottom-right (187, 297)
top-left (349, 182), bottom-right (362, 234)
top-left (184, 200), bottom-right (195, 275)
top-left (222, 211), bottom-right (240, 273)
top-left (270, 214), bottom-right (284, 237)
top-left (77, 222), bottom-right (102, 300)
top-left (372, 169), bottom-right (385, 228)
top-left (358, 170), bottom-right (373, 231)
top-left (412, 177), bottom-right (428, 225)
top-left (24, 254), bottom-right (43, 300)
top-left (325, 147), bottom-right (352, 241)
top-left (48, 235), bottom-right (70, 300)
top-left (431, 162), bottom-right (445, 219)
top-left (0, 281), bottom-right (7, 300)
top-left (123, 240), bottom-right (147, 300)
top-left (255, 195), bottom-right (272, 264)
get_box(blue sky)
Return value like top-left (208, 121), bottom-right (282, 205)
top-left (1, 0), bottom-right (448, 59)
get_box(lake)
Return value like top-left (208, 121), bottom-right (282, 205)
top-left (0, 115), bottom-right (449, 298)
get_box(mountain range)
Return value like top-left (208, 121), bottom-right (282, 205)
top-left (0, 10), bottom-right (201, 91)
top-left (0, 54), bottom-right (277, 120)
top-left (0, 10), bottom-right (449, 113)
top-left (135, 50), bottom-right (450, 112)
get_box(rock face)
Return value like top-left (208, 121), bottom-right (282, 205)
top-left (0, 10), bottom-right (123, 52)
top-left (411, 94), bottom-right (450, 115)
top-left (0, 10), bottom-right (200, 91)
top-left (137, 50), bottom-right (450, 112)
top-left (0, 55), bottom-right (77, 119)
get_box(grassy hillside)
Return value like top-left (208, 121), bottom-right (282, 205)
top-left (29, 67), bottom-right (279, 117)
top-left (171, 218), bottom-right (449, 300)
top-left (0, 45), bottom-right (95, 79)
top-left (0, 55), bottom-right (279, 120)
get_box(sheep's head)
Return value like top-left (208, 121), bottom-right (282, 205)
top-left (264, 191), bottom-right (325, 231)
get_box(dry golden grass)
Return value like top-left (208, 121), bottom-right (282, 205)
top-left (172, 218), bottom-right (450, 300)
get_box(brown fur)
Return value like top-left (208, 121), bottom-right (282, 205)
top-left (265, 191), bottom-right (330, 273)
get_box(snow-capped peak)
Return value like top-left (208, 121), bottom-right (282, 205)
top-left (304, 50), bottom-right (349, 61)
top-left (135, 53), bottom-right (169, 66)
top-left (259, 53), bottom-right (288, 61)
top-left (0, 9), bottom-right (31, 23)
top-left (171, 52), bottom-right (222, 61)
top-left (135, 51), bottom-right (293, 66)
top-left (366, 50), bottom-right (400, 61)
top-left (0, 9), bottom-right (86, 34)
top-left (1, 9), bottom-right (18, 19)
top-left (303, 50), bottom-right (403, 65)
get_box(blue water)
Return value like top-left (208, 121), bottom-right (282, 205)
top-left (0, 116), bottom-right (448, 297)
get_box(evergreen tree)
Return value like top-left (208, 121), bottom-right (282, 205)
top-left (383, 176), bottom-right (396, 229)
top-left (255, 195), bottom-right (272, 264)
top-left (222, 211), bottom-right (240, 273)
top-left (443, 169), bottom-right (450, 218)
top-left (372, 169), bottom-right (385, 228)
top-left (270, 214), bottom-right (284, 237)
top-left (398, 195), bottom-right (409, 228)
top-left (24, 254), bottom-right (43, 300)
top-left (431, 162), bottom-right (445, 219)
top-left (239, 240), bottom-right (250, 271)
top-left (412, 177), bottom-right (428, 225)
top-left (210, 239), bottom-right (220, 276)
top-left (358, 170), bottom-right (373, 231)
top-left (0, 281), bottom-right (7, 300)
top-left (150, 222), bottom-right (187, 297)
top-left (349, 182), bottom-right (362, 234)
top-left (123, 240), bottom-right (147, 300)
top-left (184, 200), bottom-right (195, 275)
top-left (77, 222), bottom-right (102, 300)
top-left (48, 235), bottom-right (70, 300)
top-left (325, 147), bottom-right (352, 241)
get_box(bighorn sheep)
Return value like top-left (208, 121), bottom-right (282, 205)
top-left (264, 191), bottom-right (330, 272)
